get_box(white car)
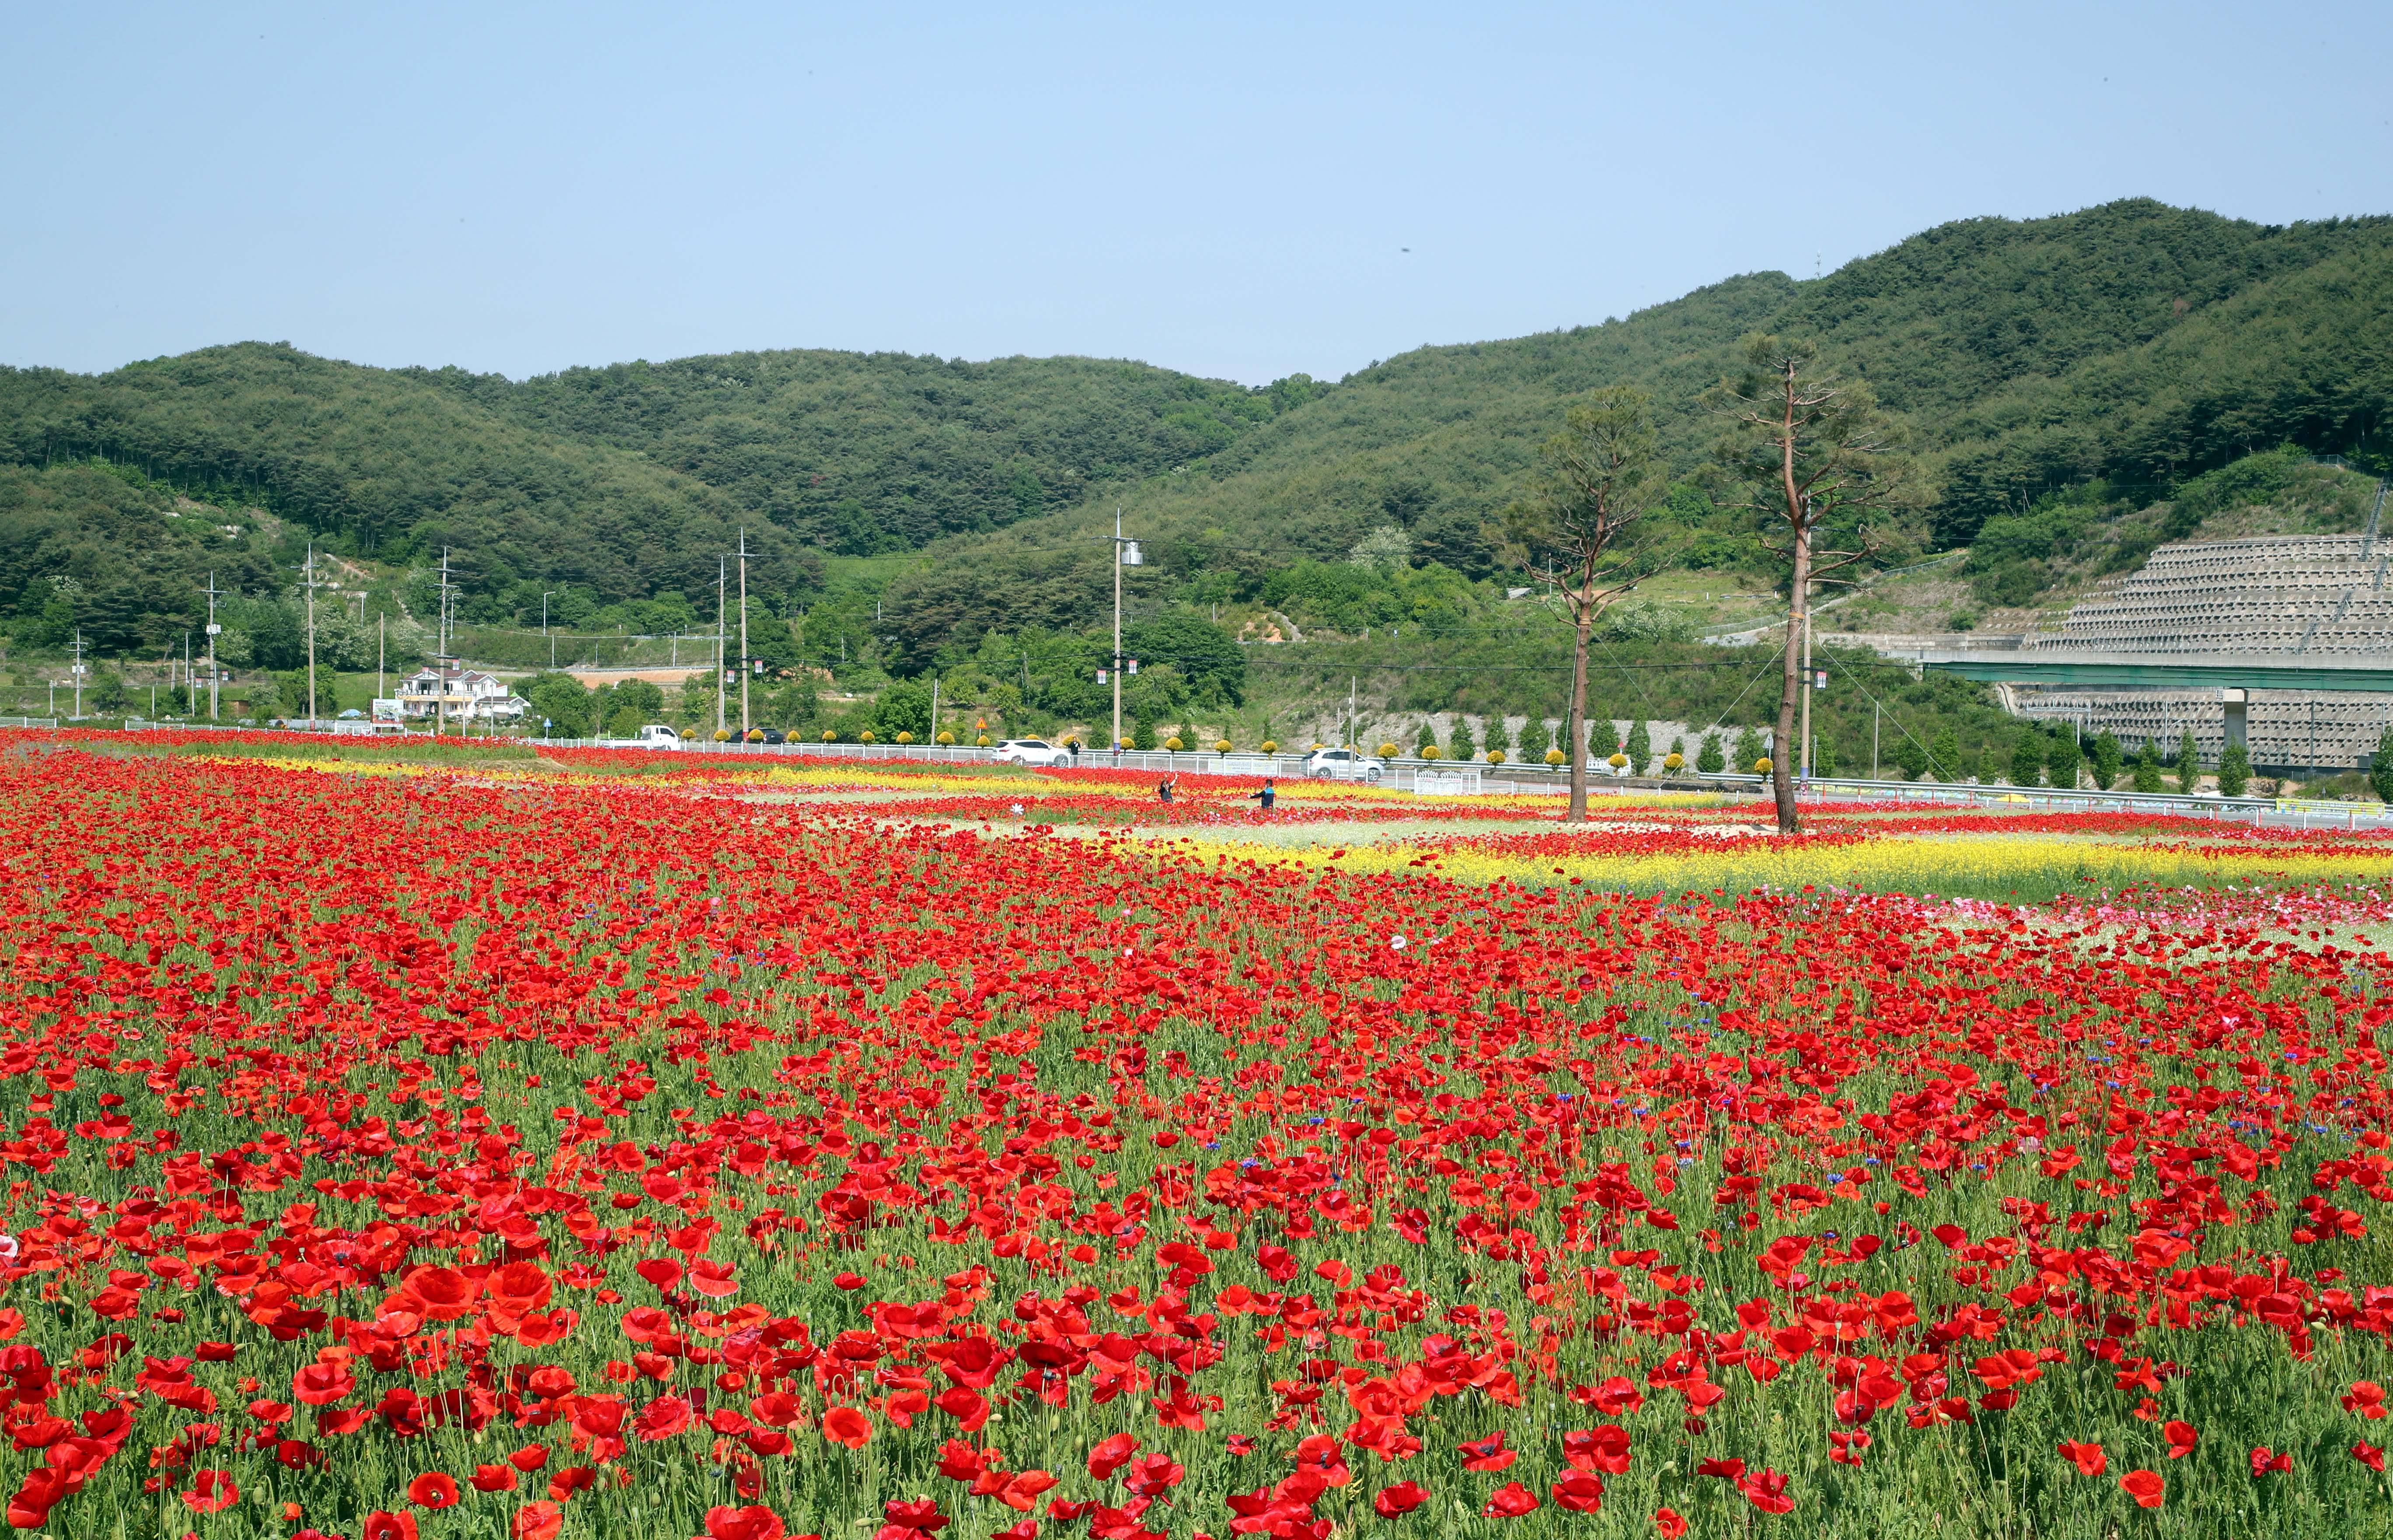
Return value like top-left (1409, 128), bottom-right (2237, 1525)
top-left (992, 737), bottom-right (1073, 767)
top-left (1302, 746), bottom-right (1385, 783)
top-left (632, 724), bottom-right (682, 749)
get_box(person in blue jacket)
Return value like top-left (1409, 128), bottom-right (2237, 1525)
top-left (1246, 777), bottom-right (1276, 810)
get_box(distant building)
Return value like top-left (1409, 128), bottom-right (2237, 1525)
top-left (395, 666), bottom-right (528, 723)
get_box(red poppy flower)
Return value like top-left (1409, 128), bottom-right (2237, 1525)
top-left (2058, 1440), bottom-right (2106, 1476)
top-left (408, 1474), bottom-right (460, 1509)
top-left (2119, 1470), bottom-right (2165, 1508)
top-left (2348, 1382), bottom-right (2388, 1420)
top-left (514, 1501), bottom-right (565, 1540)
top-left (473, 1464), bottom-right (521, 1492)
top-left (1738, 1470), bottom-right (1793, 1515)
top-left (399, 1266), bottom-right (480, 1322)
top-left (2250, 1447), bottom-right (2292, 1476)
top-left (993, 1471), bottom-right (1056, 1512)
top-left (7, 1470), bottom-right (71, 1529)
top-left (364, 1512), bottom-right (422, 1540)
top-left (1552, 1470), bottom-right (1605, 1513)
top-left (1564, 1425), bottom-right (1632, 1475)
top-left (182, 1470), bottom-right (240, 1513)
top-left (1374, 1481), bottom-right (1428, 1518)
top-left (2164, 1422), bottom-right (2198, 1460)
top-left (822, 1406), bottom-right (872, 1449)
top-left (1460, 1430), bottom-right (1517, 1472)
top-left (1482, 1481), bottom-right (1541, 1518)
top-left (1655, 1509), bottom-right (1689, 1539)
top-left (1088, 1432), bottom-right (1139, 1479)
top-left (293, 1360), bottom-right (355, 1405)
top-left (2355, 1442), bottom-right (2387, 1473)
top-left (1123, 1452), bottom-right (1184, 1496)
top-left (637, 1395), bottom-right (695, 1441)
top-left (702, 1505), bottom-right (788, 1540)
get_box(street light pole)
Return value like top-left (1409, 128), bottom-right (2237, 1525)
top-left (1798, 569), bottom-right (1813, 782)
top-left (715, 556), bottom-right (727, 742)
top-left (201, 572), bottom-right (223, 721)
top-left (1113, 509), bottom-right (1123, 755)
top-left (736, 528), bottom-right (751, 737)
top-left (1108, 508), bottom-right (1141, 754)
top-left (302, 544), bottom-right (320, 728)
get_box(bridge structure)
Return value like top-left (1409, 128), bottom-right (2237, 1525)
top-left (1918, 649), bottom-right (2393, 753)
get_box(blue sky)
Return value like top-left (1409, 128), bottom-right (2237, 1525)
top-left (5, 1), bottom-right (2389, 384)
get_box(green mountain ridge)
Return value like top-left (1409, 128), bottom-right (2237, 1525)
top-left (5, 198), bottom-right (2390, 664)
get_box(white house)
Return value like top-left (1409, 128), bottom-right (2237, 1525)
top-left (395, 666), bottom-right (528, 724)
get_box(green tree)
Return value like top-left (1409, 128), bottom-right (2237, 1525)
top-left (2218, 741), bottom-right (2252, 798)
top-left (1131, 714), bottom-right (1156, 751)
top-left (1930, 725), bottom-right (1961, 783)
top-left (1894, 733), bottom-right (1930, 781)
top-left (1520, 719), bottom-right (1552, 761)
top-left (2132, 739), bottom-right (2164, 793)
top-left (1123, 613), bottom-right (1246, 706)
top-left (612, 678), bottom-right (666, 721)
top-left (2174, 730), bottom-right (2201, 793)
top-left (87, 668), bottom-right (129, 715)
top-left (1449, 716), bottom-right (1478, 761)
top-left (526, 672), bottom-right (595, 737)
top-left (1812, 735), bottom-right (1837, 777)
top-left (274, 668), bottom-right (335, 719)
top-left (2009, 732), bottom-right (2044, 787)
top-left (2046, 728), bottom-right (2082, 790)
top-left (2090, 731), bottom-right (2123, 790)
top-left (1711, 334), bottom-right (1921, 832)
top-left (1415, 719), bottom-right (1437, 757)
top-left (1484, 717), bottom-right (1512, 761)
top-left (1496, 385), bottom-right (1664, 822)
top-left (2372, 727), bottom-right (2393, 802)
top-left (1626, 719), bottom-right (1652, 776)
top-left (875, 679), bottom-right (933, 739)
top-left (1734, 726), bottom-right (1764, 775)
top-left (1697, 732), bottom-right (1725, 773)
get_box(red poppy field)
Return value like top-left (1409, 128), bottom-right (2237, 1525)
top-left (6, 743), bottom-right (2393, 1540)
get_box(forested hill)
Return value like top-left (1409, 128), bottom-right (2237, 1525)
top-left (0, 343), bottom-right (1317, 633)
top-left (885, 200), bottom-right (2393, 659)
top-left (6, 198), bottom-right (2391, 661)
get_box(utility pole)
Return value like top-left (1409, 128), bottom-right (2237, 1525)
top-left (715, 556), bottom-right (728, 742)
top-left (930, 676), bottom-right (941, 747)
top-left (301, 544), bottom-right (321, 728)
top-left (201, 572), bottom-right (223, 721)
top-left (1109, 508), bottom-right (1142, 754)
top-left (1798, 578), bottom-right (1813, 782)
top-left (434, 548), bottom-right (460, 737)
top-left (1349, 676), bottom-right (1359, 750)
top-left (542, 592), bottom-right (556, 670)
top-left (184, 631), bottom-right (195, 715)
top-left (1872, 703), bottom-right (1880, 780)
top-left (377, 613), bottom-right (386, 704)
top-left (736, 528), bottom-right (752, 736)
top-left (69, 631), bottom-right (86, 719)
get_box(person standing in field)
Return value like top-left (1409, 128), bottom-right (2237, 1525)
top-left (1246, 777), bottom-right (1276, 811)
top-left (1158, 777), bottom-right (1175, 803)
